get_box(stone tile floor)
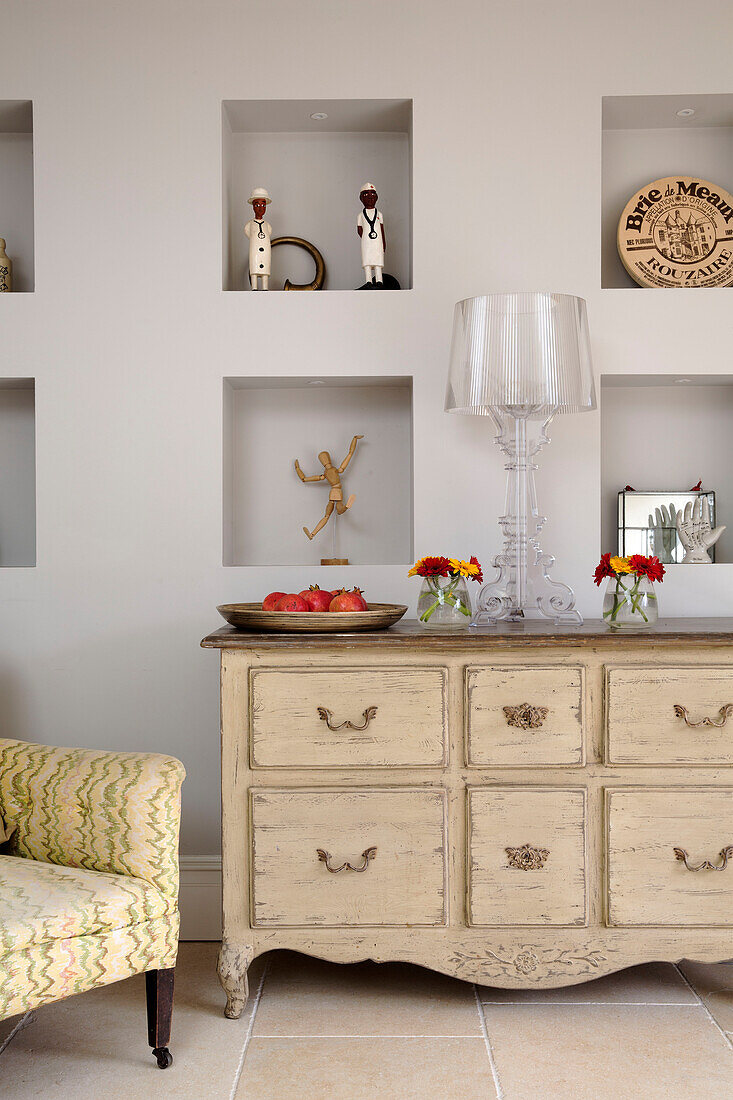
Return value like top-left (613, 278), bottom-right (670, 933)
top-left (1, 944), bottom-right (732, 1098)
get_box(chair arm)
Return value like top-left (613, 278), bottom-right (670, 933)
top-left (0, 739), bottom-right (185, 904)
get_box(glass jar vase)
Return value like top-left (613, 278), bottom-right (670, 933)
top-left (602, 574), bottom-right (658, 629)
top-left (416, 575), bottom-right (472, 629)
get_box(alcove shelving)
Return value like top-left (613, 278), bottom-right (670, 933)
top-left (600, 374), bottom-right (733, 564)
top-left (222, 99), bottom-right (412, 291)
top-left (0, 101), bottom-right (34, 293)
top-left (0, 378), bottom-right (36, 566)
top-left (601, 93), bottom-right (733, 288)
top-left (223, 376), bottom-right (413, 566)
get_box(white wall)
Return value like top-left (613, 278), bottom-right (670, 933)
top-left (1, 0), bottom-right (732, 858)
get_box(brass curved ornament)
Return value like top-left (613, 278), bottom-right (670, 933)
top-left (316, 846), bottom-right (377, 874)
top-left (503, 704), bottom-right (549, 731)
top-left (673, 703), bottom-right (733, 728)
top-left (673, 845), bottom-right (733, 872)
top-left (270, 236), bottom-right (326, 290)
top-left (317, 706), bottom-right (378, 732)
top-left (506, 844), bottom-right (550, 870)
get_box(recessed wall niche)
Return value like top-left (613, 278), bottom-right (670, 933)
top-left (602, 93), bottom-right (733, 288)
top-left (223, 377), bottom-right (413, 567)
top-left (0, 101), bottom-right (34, 292)
top-left (601, 375), bottom-right (733, 563)
top-left (0, 378), bottom-right (36, 566)
top-left (222, 99), bottom-right (412, 291)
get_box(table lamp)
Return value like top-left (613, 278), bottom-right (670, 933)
top-left (445, 292), bottom-right (596, 624)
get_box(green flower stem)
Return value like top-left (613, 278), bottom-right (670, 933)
top-left (602, 572), bottom-right (655, 624)
top-left (419, 576), bottom-right (472, 622)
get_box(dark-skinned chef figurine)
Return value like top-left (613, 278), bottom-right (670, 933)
top-left (357, 183), bottom-right (386, 286)
top-left (245, 187), bottom-right (272, 290)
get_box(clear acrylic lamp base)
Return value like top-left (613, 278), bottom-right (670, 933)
top-left (472, 406), bottom-right (582, 626)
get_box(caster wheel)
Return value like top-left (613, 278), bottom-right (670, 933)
top-left (153, 1046), bottom-right (173, 1069)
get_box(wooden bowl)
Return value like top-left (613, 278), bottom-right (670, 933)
top-left (216, 602), bottom-right (408, 633)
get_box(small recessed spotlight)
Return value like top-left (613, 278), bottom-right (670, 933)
top-left (307, 379), bottom-right (326, 385)
top-left (676, 107), bottom-right (696, 118)
top-left (675, 378), bottom-right (692, 384)
top-left (310, 112), bottom-right (328, 120)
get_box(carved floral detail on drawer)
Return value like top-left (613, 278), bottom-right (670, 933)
top-left (502, 703), bottom-right (549, 731)
top-left (449, 944), bottom-right (606, 982)
top-left (505, 844), bottom-right (550, 870)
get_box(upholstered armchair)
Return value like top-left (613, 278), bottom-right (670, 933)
top-left (0, 738), bottom-right (185, 1068)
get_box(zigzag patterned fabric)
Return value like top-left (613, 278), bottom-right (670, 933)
top-left (0, 855), bottom-right (169, 953)
top-left (0, 739), bottom-right (185, 900)
top-left (1, 916), bottom-right (179, 1020)
top-left (0, 738), bottom-right (184, 1021)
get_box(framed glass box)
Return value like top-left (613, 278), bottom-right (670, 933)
top-left (617, 490), bottom-right (717, 564)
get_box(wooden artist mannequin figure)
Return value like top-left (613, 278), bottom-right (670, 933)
top-left (356, 183), bottom-right (385, 285)
top-left (295, 435), bottom-right (363, 540)
top-left (244, 187), bottom-right (272, 290)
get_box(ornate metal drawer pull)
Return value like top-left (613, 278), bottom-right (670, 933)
top-left (503, 703), bottom-right (549, 731)
top-left (317, 705), bottom-right (378, 731)
top-left (316, 846), bottom-right (377, 874)
top-left (673, 703), bottom-right (733, 728)
top-left (673, 846), bottom-right (733, 872)
top-left (506, 844), bottom-right (550, 870)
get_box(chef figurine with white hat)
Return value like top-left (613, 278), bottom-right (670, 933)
top-left (356, 183), bottom-right (386, 286)
top-left (244, 187), bottom-right (273, 290)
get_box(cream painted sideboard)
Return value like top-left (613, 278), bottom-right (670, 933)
top-left (201, 620), bottom-right (733, 1018)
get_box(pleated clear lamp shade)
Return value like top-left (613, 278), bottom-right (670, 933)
top-left (445, 292), bottom-right (596, 418)
top-left (444, 292), bottom-right (595, 624)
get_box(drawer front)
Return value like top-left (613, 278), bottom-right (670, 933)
top-left (605, 665), bottom-right (733, 765)
top-left (250, 787), bottom-right (447, 927)
top-left (466, 666), bottom-right (585, 767)
top-left (606, 788), bottom-right (733, 926)
top-left (250, 667), bottom-right (447, 768)
top-left (467, 787), bottom-right (587, 926)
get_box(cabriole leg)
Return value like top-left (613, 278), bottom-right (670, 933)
top-left (218, 941), bottom-right (254, 1019)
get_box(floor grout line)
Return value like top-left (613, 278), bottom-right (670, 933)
top-left (228, 960), bottom-right (269, 1100)
top-left (250, 1035), bottom-right (487, 1039)
top-left (478, 1000), bottom-right (699, 1007)
top-left (675, 964), bottom-right (733, 1052)
top-left (473, 984), bottom-right (505, 1100)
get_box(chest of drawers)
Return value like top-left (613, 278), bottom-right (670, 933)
top-left (201, 619), bottom-right (733, 1018)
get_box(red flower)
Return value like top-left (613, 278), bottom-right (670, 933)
top-left (593, 553), bottom-right (614, 586)
top-left (469, 556), bottom-right (484, 584)
top-left (626, 554), bottom-right (648, 576)
top-left (626, 554), bottom-right (665, 584)
top-left (644, 555), bottom-right (665, 584)
top-left (408, 555), bottom-right (451, 578)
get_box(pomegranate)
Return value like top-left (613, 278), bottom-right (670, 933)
top-left (303, 585), bottom-right (334, 613)
top-left (351, 587), bottom-right (368, 610)
top-left (329, 588), bottom-right (368, 612)
top-left (262, 591), bottom-right (286, 611)
top-left (275, 593), bottom-right (309, 612)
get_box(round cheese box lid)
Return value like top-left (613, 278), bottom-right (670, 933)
top-left (617, 175), bottom-right (733, 288)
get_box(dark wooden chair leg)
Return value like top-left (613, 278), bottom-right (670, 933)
top-left (146, 967), bottom-right (175, 1068)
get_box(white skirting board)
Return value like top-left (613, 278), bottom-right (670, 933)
top-left (178, 856), bottom-right (222, 941)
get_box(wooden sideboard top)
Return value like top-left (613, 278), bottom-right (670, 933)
top-left (201, 617), bottom-right (733, 650)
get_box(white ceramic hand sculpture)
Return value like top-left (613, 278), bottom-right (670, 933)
top-left (675, 496), bottom-right (725, 564)
top-left (648, 504), bottom-right (678, 563)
